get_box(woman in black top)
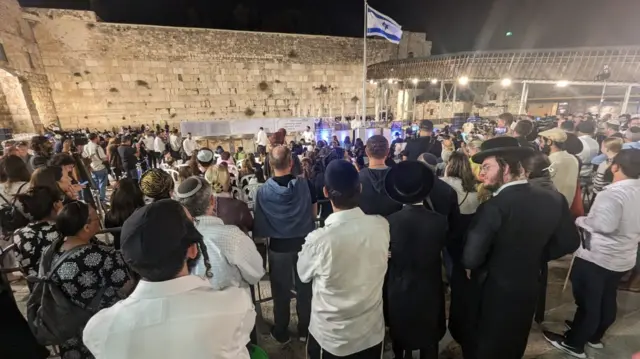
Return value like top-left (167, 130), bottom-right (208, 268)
top-left (104, 178), bottom-right (144, 249)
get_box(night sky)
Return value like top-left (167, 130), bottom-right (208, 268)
top-left (19, 0), bottom-right (640, 54)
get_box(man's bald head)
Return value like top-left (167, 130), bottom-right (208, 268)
top-left (270, 145), bottom-right (292, 172)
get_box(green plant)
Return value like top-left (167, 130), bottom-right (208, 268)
top-left (275, 79), bottom-right (281, 83)
top-left (288, 50), bottom-right (298, 58)
top-left (258, 81), bottom-right (269, 91)
top-left (84, 70), bottom-right (91, 75)
top-left (314, 85), bottom-right (329, 94)
top-left (170, 113), bottom-right (177, 118)
top-left (73, 72), bottom-right (82, 77)
top-left (244, 108), bottom-right (255, 116)
top-left (109, 88), bottom-right (119, 93)
top-left (351, 96), bottom-right (359, 103)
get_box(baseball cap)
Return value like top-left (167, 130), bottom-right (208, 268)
top-left (120, 199), bottom-right (201, 274)
top-left (324, 160), bottom-right (359, 195)
top-left (419, 120), bottom-right (434, 131)
top-left (196, 148), bottom-right (214, 163)
top-left (538, 128), bottom-right (568, 143)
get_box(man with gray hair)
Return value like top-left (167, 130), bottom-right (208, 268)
top-left (176, 176), bottom-right (264, 291)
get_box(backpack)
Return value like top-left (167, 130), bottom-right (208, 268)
top-left (0, 182), bottom-right (29, 235)
top-left (27, 239), bottom-right (106, 346)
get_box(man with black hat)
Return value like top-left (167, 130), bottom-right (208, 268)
top-left (461, 137), bottom-right (580, 359)
top-left (402, 120), bottom-right (442, 161)
top-left (298, 160), bottom-right (389, 359)
top-left (83, 199), bottom-right (255, 359)
top-left (384, 161), bottom-right (448, 359)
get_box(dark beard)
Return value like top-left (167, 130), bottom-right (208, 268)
top-left (484, 168), bottom-right (506, 193)
top-left (541, 145), bottom-right (551, 155)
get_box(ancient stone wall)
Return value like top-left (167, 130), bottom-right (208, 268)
top-left (25, 8), bottom-right (430, 130)
top-left (0, 0), bottom-right (59, 132)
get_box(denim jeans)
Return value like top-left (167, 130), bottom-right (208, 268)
top-left (268, 250), bottom-right (312, 342)
top-left (91, 168), bottom-right (108, 202)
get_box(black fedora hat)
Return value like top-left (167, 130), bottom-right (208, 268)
top-left (564, 132), bottom-right (584, 156)
top-left (384, 161), bottom-right (435, 204)
top-left (471, 136), bottom-right (534, 164)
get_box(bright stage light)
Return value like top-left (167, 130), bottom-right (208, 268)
top-left (501, 78), bottom-right (512, 87)
top-left (412, 78), bottom-right (419, 85)
top-left (556, 80), bottom-right (569, 88)
top-left (458, 76), bottom-right (469, 86)
top-left (430, 78), bottom-right (438, 84)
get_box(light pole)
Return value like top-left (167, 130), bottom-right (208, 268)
top-left (412, 78), bottom-right (418, 122)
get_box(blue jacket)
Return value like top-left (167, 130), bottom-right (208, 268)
top-left (254, 177), bottom-right (314, 239)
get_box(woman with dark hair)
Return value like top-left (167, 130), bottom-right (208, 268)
top-left (343, 136), bottom-right (352, 152)
top-left (51, 153), bottom-right (83, 195)
top-left (48, 201), bottom-right (132, 359)
top-left (247, 153), bottom-right (265, 183)
top-left (442, 152), bottom-right (481, 215)
top-left (29, 135), bottom-right (53, 170)
top-left (31, 166), bottom-right (78, 201)
top-left (105, 178), bottom-right (145, 249)
top-left (331, 135), bottom-right (340, 148)
top-left (524, 152), bottom-right (557, 192)
top-left (0, 155), bottom-right (31, 205)
top-left (301, 157), bottom-right (314, 181)
top-left (13, 187), bottom-right (64, 278)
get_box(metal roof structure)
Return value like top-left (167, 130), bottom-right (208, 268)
top-left (368, 46), bottom-right (640, 85)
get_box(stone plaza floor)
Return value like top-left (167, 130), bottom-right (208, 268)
top-left (9, 255), bottom-right (640, 359)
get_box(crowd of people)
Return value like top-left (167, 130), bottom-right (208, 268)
top-left (0, 112), bottom-right (638, 359)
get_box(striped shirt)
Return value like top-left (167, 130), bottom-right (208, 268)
top-left (575, 179), bottom-right (640, 272)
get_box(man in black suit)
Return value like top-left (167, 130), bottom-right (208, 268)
top-left (461, 137), bottom-right (580, 359)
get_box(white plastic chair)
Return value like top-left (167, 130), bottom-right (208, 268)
top-left (231, 186), bottom-right (243, 201)
top-left (163, 168), bottom-right (180, 186)
top-left (240, 174), bottom-right (256, 188)
top-left (243, 183), bottom-right (262, 209)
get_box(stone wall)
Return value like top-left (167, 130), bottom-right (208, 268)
top-left (25, 8), bottom-right (430, 130)
top-left (0, 0), bottom-right (58, 132)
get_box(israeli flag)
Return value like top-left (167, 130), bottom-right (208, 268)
top-left (366, 6), bottom-right (403, 44)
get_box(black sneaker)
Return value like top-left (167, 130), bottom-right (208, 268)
top-left (543, 330), bottom-right (587, 359)
top-left (564, 320), bottom-right (604, 349)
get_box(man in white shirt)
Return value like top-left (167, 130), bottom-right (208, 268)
top-left (544, 149), bottom-right (640, 359)
top-left (143, 132), bottom-right (157, 168)
top-left (538, 128), bottom-right (579, 205)
top-left (169, 129), bottom-right (181, 158)
top-left (298, 160), bottom-right (389, 359)
top-left (83, 199), bottom-right (255, 359)
top-left (182, 132), bottom-right (198, 161)
top-left (575, 121), bottom-right (599, 177)
top-left (302, 126), bottom-right (314, 144)
top-left (83, 133), bottom-right (108, 203)
top-left (255, 127), bottom-right (268, 156)
top-left (154, 131), bottom-right (166, 164)
top-left (176, 176), bottom-right (264, 291)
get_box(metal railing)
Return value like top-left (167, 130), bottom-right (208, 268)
top-left (368, 46), bottom-right (640, 83)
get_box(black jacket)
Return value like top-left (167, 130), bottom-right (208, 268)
top-left (462, 183), bottom-right (579, 358)
top-left (358, 167), bottom-right (402, 217)
top-left (403, 136), bottom-right (443, 160)
top-left (117, 145), bottom-right (137, 172)
top-left (386, 205), bottom-right (448, 349)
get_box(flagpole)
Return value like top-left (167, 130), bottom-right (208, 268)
top-left (362, 0), bottom-right (367, 122)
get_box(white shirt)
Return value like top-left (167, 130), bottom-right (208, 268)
top-left (154, 136), bottom-right (165, 153)
top-left (493, 179), bottom-right (528, 197)
top-left (575, 179), bottom-right (640, 272)
top-left (183, 138), bottom-right (198, 156)
top-left (143, 136), bottom-right (155, 152)
top-left (83, 141), bottom-right (107, 171)
top-left (192, 216), bottom-right (265, 290)
top-left (441, 176), bottom-right (480, 214)
top-left (83, 276), bottom-right (255, 359)
top-left (577, 135), bottom-right (600, 177)
top-left (297, 207), bottom-right (389, 356)
top-left (255, 130), bottom-right (268, 147)
top-left (169, 134), bottom-right (180, 152)
top-left (548, 150), bottom-right (579, 205)
top-left (302, 130), bottom-right (314, 143)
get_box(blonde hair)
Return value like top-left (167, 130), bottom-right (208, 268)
top-left (205, 164), bottom-right (230, 193)
top-left (467, 139), bottom-right (483, 150)
top-left (603, 137), bottom-right (623, 153)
